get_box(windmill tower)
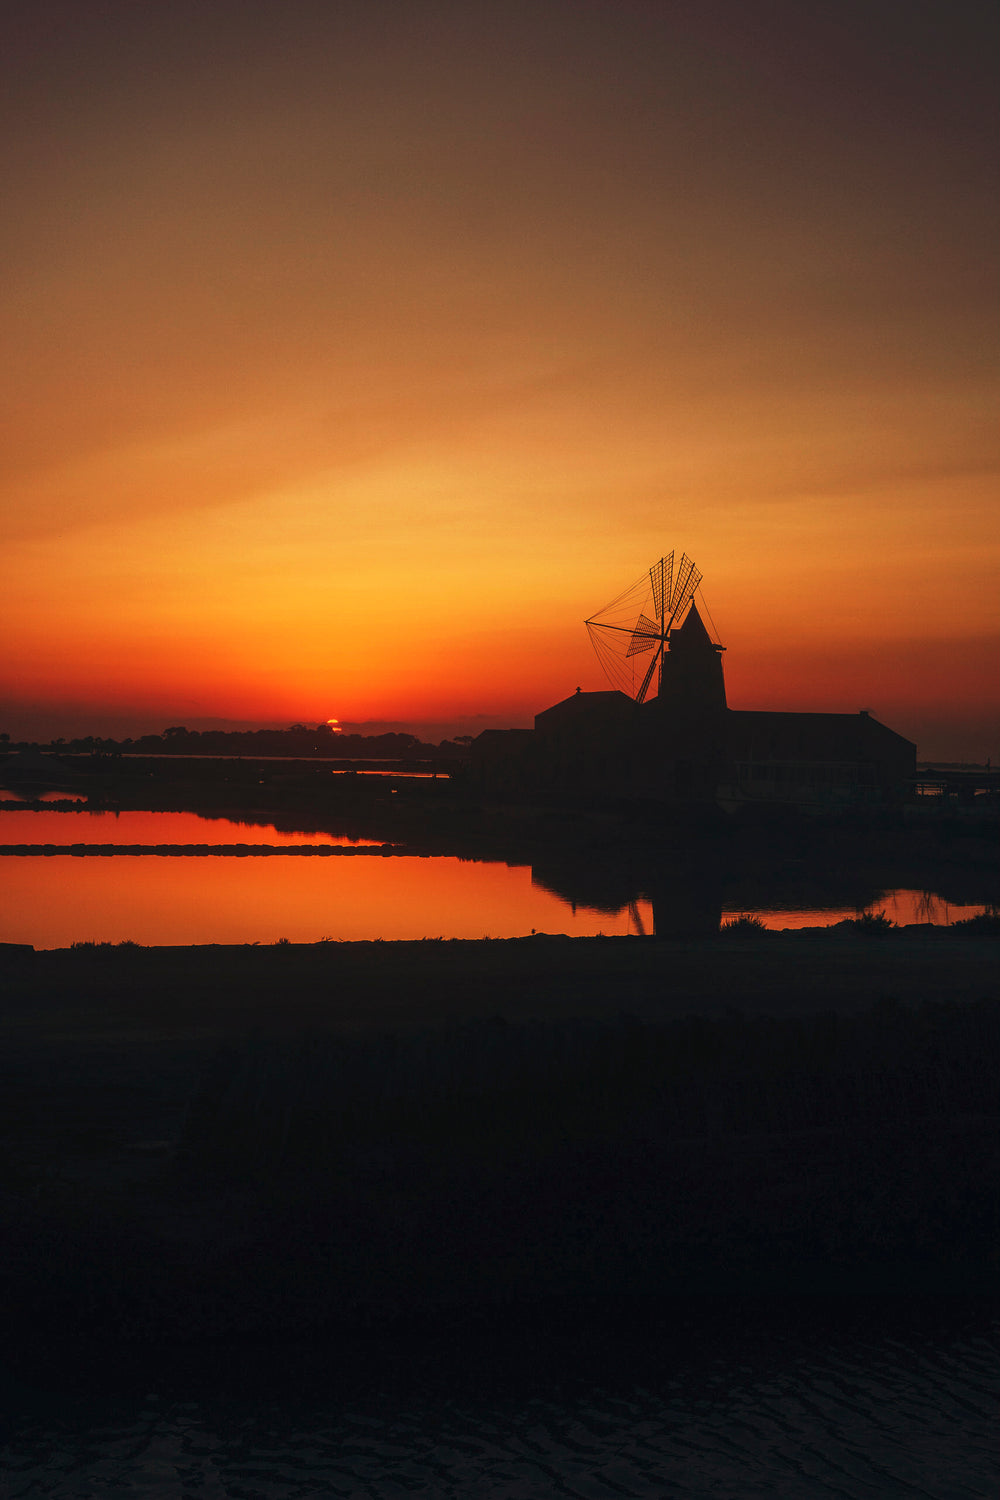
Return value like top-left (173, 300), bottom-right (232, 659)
top-left (585, 553), bottom-right (726, 716)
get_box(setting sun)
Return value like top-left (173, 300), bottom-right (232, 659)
top-left (1, 3), bottom-right (996, 760)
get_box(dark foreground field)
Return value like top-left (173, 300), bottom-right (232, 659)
top-left (0, 932), bottom-right (996, 1349)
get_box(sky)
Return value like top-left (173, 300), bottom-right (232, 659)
top-left (2, 0), bottom-right (997, 758)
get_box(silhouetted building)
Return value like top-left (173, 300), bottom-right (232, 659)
top-left (480, 598), bottom-right (916, 810)
top-left (0, 748), bottom-right (83, 796)
top-left (717, 709), bottom-right (915, 811)
top-left (531, 689), bottom-right (637, 797)
top-left (657, 602), bottom-right (727, 717)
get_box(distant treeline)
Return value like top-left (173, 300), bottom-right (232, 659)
top-left (5, 725), bottom-right (471, 760)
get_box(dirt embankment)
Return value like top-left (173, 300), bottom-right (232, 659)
top-left (0, 933), bottom-right (996, 1346)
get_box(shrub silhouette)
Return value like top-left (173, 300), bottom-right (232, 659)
top-left (720, 913), bottom-right (767, 934)
top-left (951, 906), bottom-right (1000, 935)
top-left (847, 910), bottom-right (895, 934)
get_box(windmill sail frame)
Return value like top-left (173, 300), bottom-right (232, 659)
top-left (585, 552), bottom-right (705, 703)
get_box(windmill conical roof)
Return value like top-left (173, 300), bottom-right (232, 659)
top-left (673, 600), bottom-right (714, 646)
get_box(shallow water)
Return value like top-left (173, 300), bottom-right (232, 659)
top-left (0, 807), bottom-right (380, 845)
top-left (0, 849), bottom-right (987, 948)
top-left (3, 1304), bottom-right (996, 1497)
top-left (0, 807), bottom-right (990, 947)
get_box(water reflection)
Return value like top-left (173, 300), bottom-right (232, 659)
top-left (0, 809), bottom-right (992, 947)
top-left (2, 855), bottom-right (604, 948)
top-left (530, 853), bottom-right (987, 936)
top-left (1, 851), bottom-right (988, 949)
top-left (532, 859), bottom-right (723, 939)
top-left (3, 1306), bottom-right (996, 1498)
top-left (0, 807), bottom-right (380, 846)
top-left (0, 787), bottom-right (87, 803)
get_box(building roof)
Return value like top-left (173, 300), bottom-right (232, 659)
top-left (672, 601), bottom-right (716, 649)
top-left (535, 689), bottom-right (634, 733)
top-left (727, 709), bottom-right (915, 759)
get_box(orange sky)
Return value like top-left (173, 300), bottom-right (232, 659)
top-left (2, 1), bottom-right (997, 758)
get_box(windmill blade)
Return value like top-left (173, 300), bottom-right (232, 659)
top-left (585, 550), bottom-right (705, 699)
top-left (668, 553), bottom-right (699, 613)
top-left (586, 621), bottom-right (644, 696)
top-left (666, 553), bottom-right (703, 626)
top-left (635, 641), bottom-right (662, 703)
top-left (649, 552), bottom-right (672, 624)
top-left (585, 568), bottom-right (654, 629)
top-left (625, 613), bottom-right (662, 657)
top-left (584, 620), bottom-right (646, 637)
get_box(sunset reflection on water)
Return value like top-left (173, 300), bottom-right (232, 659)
top-left (2, 854), bottom-right (647, 948)
top-left (0, 808), bottom-right (378, 846)
top-left (0, 851), bottom-right (987, 949)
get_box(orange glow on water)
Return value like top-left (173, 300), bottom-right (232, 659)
top-left (1, 855), bottom-right (984, 949)
top-left (727, 892), bottom-right (983, 931)
top-left (0, 809), bottom-right (377, 846)
top-left (0, 856), bottom-right (645, 949)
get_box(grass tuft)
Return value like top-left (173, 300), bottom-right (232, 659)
top-left (951, 905), bottom-right (1000, 935)
top-left (720, 913), bottom-right (768, 934)
top-left (847, 910), bottom-right (896, 934)
top-left (69, 938), bottom-right (141, 952)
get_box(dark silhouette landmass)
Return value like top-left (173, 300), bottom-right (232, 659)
top-left (0, 932), bottom-right (996, 1350)
top-left (1, 714), bottom-right (997, 1352)
top-left (1, 723), bottom-right (468, 762)
top-left (2, 741), bottom-right (996, 925)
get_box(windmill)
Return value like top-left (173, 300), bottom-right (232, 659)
top-left (585, 552), bottom-right (705, 703)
